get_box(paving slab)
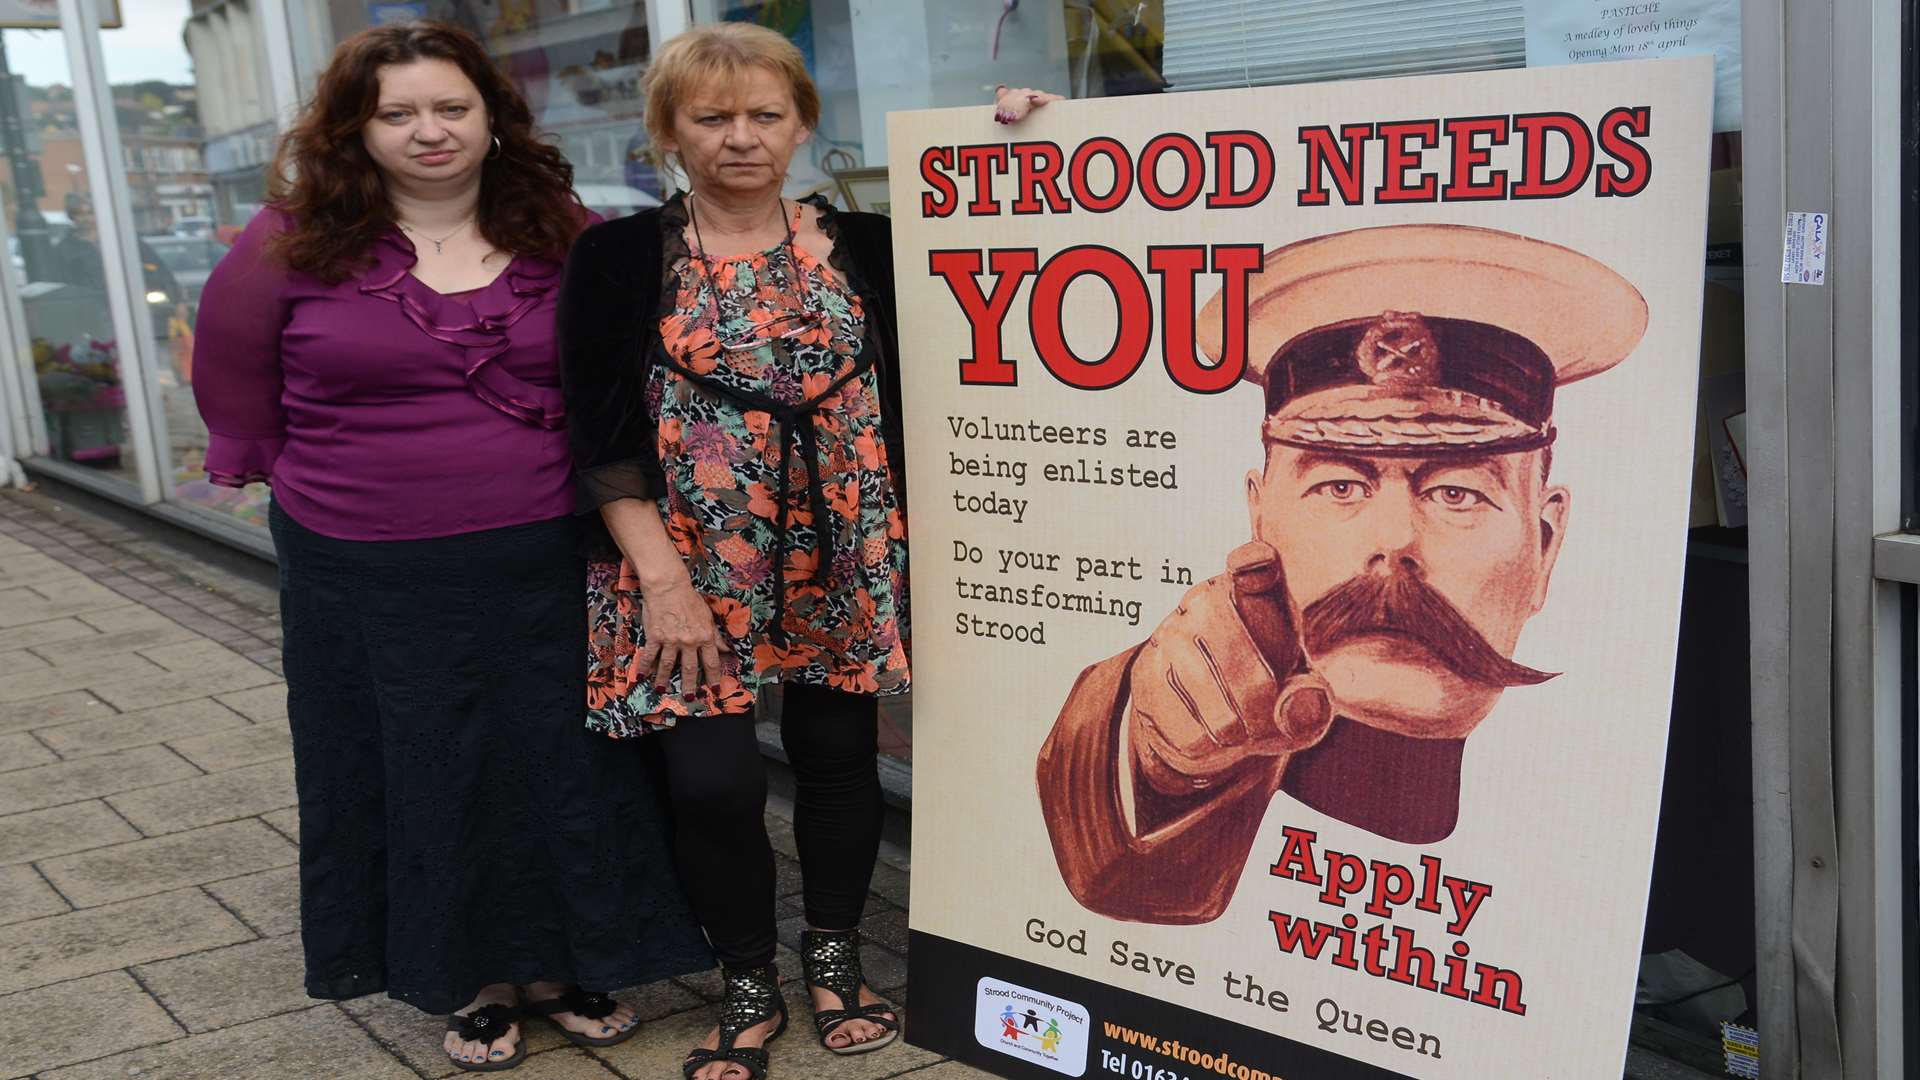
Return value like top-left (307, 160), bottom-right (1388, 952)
top-left (670, 939), bottom-right (798, 1008)
top-left (0, 889), bottom-right (251, 994)
top-left (767, 815), bottom-right (800, 860)
top-left (0, 745), bottom-right (200, 816)
top-left (214, 683), bottom-right (288, 723)
top-left (32, 624), bottom-right (201, 668)
top-left (107, 758), bottom-right (296, 835)
top-left (168, 722), bottom-right (292, 772)
top-left (262, 806), bottom-right (300, 844)
top-left (896, 1061), bottom-right (1001, 1078)
top-left (34, 698), bottom-right (250, 759)
top-left (0, 489), bottom-right (990, 1079)
top-left (0, 648), bottom-right (49, 676)
top-left (614, 976), bottom-right (709, 1024)
top-left (0, 651), bottom-right (166, 705)
top-left (135, 933), bottom-right (311, 1033)
top-left (593, 979), bottom-right (942, 1080)
top-left (0, 801), bottom-right (139, 866)
top-left (0, 864), bottom-right (67, 925)
top-left (863, 945), bottom-right (910, 997)
top-left (87, 662), bottom-right (281, 713)
top-left (0, 616), bottom-right (96, 653)
top-left (39, 1004), bottom-right (417, 1080)
top-left (0, 578), bottom-right (128, 629)
top-left (862, 908), bottom-right (911, 954)
top-left (0, 690), bottom-right (115, 734)
top-left (137, 638), bottom-right (261, 676)
top-left (38, 818), bottom-right (296, 908)
top-left (775, 850), bottom-right (804, 897)
top-left (0, 970), bottom-right (181, 1079)
top-left (506, 1049), bottom-right (626, 1077)
top-left (75, 605), bottom-right (184, 635)
top-left (0, 731), bottom-right (55, 771)
top-left (0, 551), bottom-right (83, 587)
top-left (203, 866), bottom-right (299, 937)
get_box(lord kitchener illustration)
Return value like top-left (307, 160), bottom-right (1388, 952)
top-left (1036, 223), bottom-right (1649, 925)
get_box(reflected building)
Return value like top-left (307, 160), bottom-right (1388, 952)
top-left (184, 0), bottom-right (275, 229)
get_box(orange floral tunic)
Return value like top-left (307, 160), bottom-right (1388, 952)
top-left (584, 208), bottom-right (910, 738)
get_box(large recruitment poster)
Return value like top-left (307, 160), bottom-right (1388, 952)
top-left (891, 56), bottom-right (1714, 1080)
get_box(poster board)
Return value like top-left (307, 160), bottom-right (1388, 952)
top-left (890, 55), bottom-right (1713, 1080)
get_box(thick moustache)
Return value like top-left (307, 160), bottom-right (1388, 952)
top-left (1300, 568), bottom-right (1555, 687)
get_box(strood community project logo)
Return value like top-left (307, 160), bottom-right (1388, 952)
top-left (975, 976), bottom-right (1090, 1076)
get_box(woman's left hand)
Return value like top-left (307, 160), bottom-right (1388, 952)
top-left (994, 86), bottom-right (1064, 124)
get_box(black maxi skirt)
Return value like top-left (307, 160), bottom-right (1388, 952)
top-left (271, 502), bottom-right (713, 1013)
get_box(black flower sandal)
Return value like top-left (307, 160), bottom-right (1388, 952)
top-left (524, 987), bottom-right (639, 1048)
top-left (682, 963), bottom-right (788, 1080)
top-left (445, 1003), bottom-right (525, 1072)
top-left (800, 928), bottom-right (900, 1055)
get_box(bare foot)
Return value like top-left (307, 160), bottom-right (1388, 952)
top-left (443, 983), bottom-right (521, 1067)
top-left (689, 1013), bottom-right (782, 1080)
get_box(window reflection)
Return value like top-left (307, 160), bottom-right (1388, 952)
top-left (0, 23), bottom-right (140, 484)
top-left (121, 0), bottom-right (274, 526)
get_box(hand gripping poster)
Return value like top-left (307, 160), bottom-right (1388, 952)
top-left (890, 56), bottom-right (1714, 1080)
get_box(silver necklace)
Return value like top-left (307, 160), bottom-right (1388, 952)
top-left (398, 217), bottom-right (472, 255)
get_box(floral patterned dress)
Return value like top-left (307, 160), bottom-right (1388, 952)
top-left (585, 201), bottom-right (910, 738)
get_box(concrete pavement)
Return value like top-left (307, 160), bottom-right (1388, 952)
top-left (0, 485), bottom-right (989, 1080)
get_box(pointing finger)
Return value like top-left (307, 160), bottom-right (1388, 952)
top-left (1225, 541), bottom-right (1307, 735)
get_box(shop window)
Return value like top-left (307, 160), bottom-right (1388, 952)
top-left (0, 19), bottom-right (144, 488)
top-left (667, 1), bottom-right (1535, 212)
top-left (79, 0), bottom-right (278, 529)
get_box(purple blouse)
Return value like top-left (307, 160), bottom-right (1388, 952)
top-left (194, 209), bottom-right (598, 541)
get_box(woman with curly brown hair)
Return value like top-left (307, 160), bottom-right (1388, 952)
top-left (192, 21), bottom-right (710, 1072)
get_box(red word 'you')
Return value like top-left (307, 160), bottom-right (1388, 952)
top-left (929, 244), bottom-right (1262, 393)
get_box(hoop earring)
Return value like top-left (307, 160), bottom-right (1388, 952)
top-left (488, 134), bottom-right (502, 160)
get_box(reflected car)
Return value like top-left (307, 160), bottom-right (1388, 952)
top-left (144, 235), bottom-right (224, 313)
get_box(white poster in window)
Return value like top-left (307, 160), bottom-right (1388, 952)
top-left (0, 0), bottom-right (120, 29)
top-left (1524, 0), bottom-right (1740, 130)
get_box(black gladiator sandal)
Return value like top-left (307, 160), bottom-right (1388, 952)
top-left (800, 928), bottom-right (900, 1055)
top-left (682, 963), bottom-right (788, 1080)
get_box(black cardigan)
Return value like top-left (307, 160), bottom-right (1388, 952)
top-left (557, 200), bottom-right (905, 559)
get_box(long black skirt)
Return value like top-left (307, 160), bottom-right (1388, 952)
top-left (271, 502), bottom-right (713, 1013)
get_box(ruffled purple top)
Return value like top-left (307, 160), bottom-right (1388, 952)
top-left (193, 208), bottom-right (598, 540)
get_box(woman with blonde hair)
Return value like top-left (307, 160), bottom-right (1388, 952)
top-left (194, 21), bottom-right (710, 1072)
top-left (560, 21), bottom-right (1055, 1080)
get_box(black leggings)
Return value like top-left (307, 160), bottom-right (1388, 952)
top-left (658, 683), bottom-right (883, 969)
